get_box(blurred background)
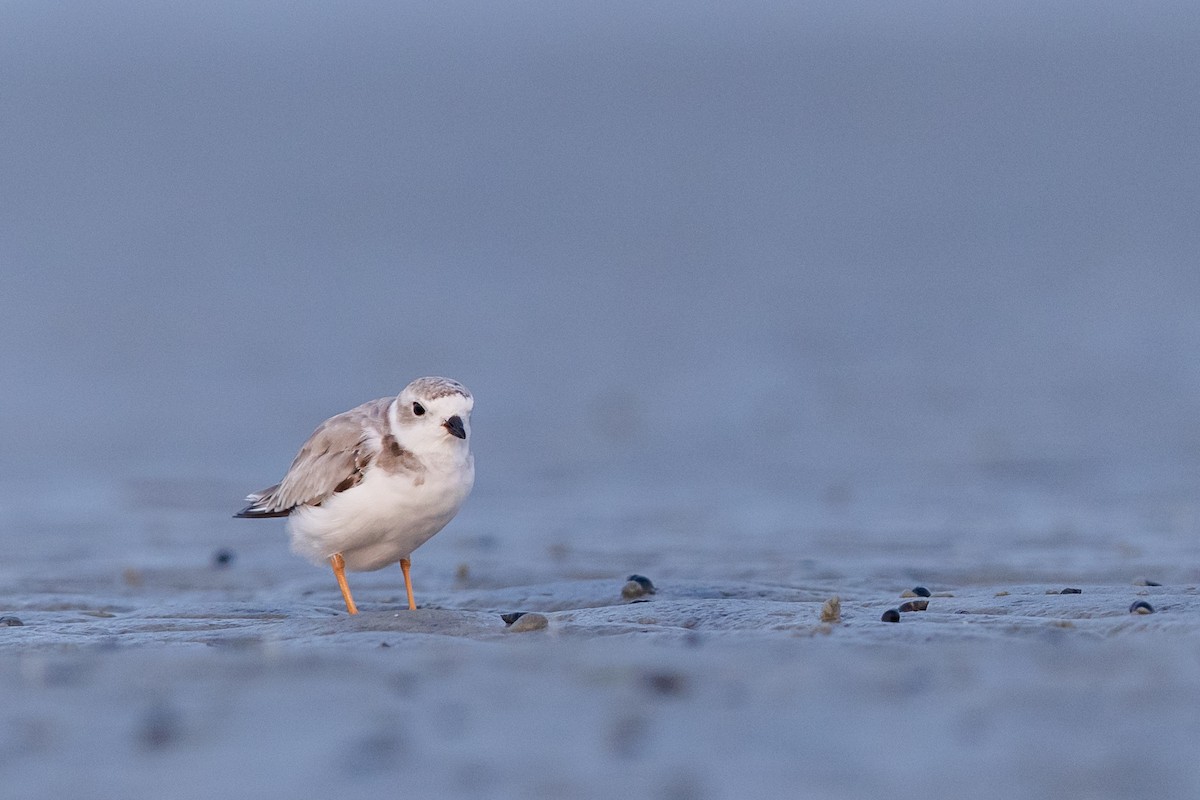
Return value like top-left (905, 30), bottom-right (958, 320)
top-left (2, 1), bottom-right (1198, 582)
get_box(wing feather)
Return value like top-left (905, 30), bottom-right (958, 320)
top-left (236, 398), bottom-right (393, 517)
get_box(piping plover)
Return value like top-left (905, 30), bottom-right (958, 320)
top-left (236, 377), bottom-right (475, 614)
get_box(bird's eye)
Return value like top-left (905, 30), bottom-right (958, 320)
top-left (412, 402), bottom-right (425, 416)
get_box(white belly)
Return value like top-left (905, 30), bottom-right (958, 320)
top-left (286, 460), bottom-right (474, 571)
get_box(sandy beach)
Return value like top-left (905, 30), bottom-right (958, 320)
top-left (4, 471), bottom-right (1199, 799)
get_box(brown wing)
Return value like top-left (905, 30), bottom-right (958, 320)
top-left (235, 397), bottom-right (392, 517)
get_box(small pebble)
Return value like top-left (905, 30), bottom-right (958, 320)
top-left (122, 567), bottom-right (143, 587)
top-left (1132, 577), bottom-right (1162, 587)
top-left (0, 615), bottom-right (24, 627)
top-left (642, 670), bottom-right (687, 696)
top-left (628, 574), bottom-right (655, 591)
top-left (138, 705), bottom-right (181, 750)
top-left (1129, 601), bottom-right (1155, 615)
top-left (881, 608), bottom-right (901, 623)
top-left (819, 596), bottom-right (841, 623)
top-left (900, 586), bottom-right (931, 598)
top-left (1060, 588), bottom-right (1082, 594)
top-left (506, 613), bottom-right (549, 632)
top-left (500, 612), bottom-right (526, 626)
top-left (621, 582), bottom-right (647, 600)
top-left (212, 548), bottom-right (235, 568)
top-left (898, 600), bottom-right (929, 612)
top-left (622, 575), bottom-right (656, 600)
top-left (454, 563), bottom-right (471, 586)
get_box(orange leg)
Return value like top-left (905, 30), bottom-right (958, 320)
top-left (330, 553), bottom-right (358, 615)
top-left (400, 558), bottom-right (416, 610)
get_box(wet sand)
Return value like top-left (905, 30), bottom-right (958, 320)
top-left (4, 498), bottom-right (1200, 799)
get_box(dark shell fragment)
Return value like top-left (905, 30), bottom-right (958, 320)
top-left (627, 575), bottom-right (656, 593)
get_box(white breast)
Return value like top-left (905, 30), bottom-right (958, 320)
top-left (286, 455), bottom-right (475, 571)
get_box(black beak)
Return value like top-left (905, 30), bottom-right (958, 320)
top-left (443, 415), bottom-right (466, 439)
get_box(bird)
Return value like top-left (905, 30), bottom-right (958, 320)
top-left (235, 377), bottom-right (475, 614)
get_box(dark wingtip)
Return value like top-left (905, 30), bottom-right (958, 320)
top-left (234, 505), bottom-right (291, 519)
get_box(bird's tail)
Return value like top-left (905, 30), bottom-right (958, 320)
top-left (233, 486), bottom-right (291, 518)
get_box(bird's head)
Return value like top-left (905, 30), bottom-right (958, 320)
top-left (395, 376), bottom-right (474, 451)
